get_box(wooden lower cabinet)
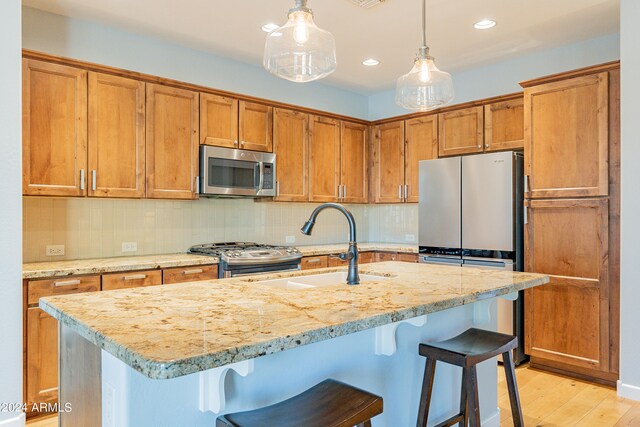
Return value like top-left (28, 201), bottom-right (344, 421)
top-left (375, 252), bottom-right (398, 262)
top-left (26, 308), bottom-right (58, 414)
top-left (163, 265), bottom-right (218, 284)
top-left (301, 256), bottom-right (328, 270)
top-left (524, 198), bottom-right (614, 381)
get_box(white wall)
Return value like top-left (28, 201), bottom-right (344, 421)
top-left (0, 1), bottom-right (24, 426)
top-left (368, 32), bottom-right (621, 120)
top-left (617, 0), bottom-right (640, 401)
top-left (21, 7), bottom-right (369, 120)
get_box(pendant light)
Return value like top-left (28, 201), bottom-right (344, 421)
top-left (395, 0), bottom-right (454, 111)
top-left (263, 0), bottom-right (337, 83)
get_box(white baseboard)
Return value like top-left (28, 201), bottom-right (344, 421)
top-left (0, 413), bottom-right (26, 427)
top-left (483, 408), bottom-right (501, 427)
top-left (618, 380), bottom-right (640, 401)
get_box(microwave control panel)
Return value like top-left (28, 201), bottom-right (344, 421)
top-left (263, 164), bottom-right (274, 189)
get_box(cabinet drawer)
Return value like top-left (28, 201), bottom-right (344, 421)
top-left (301, 256), bottom-right (328, 270)
top-left (27, 275), bottom-right (100, 306)
top-left (102, 269), bottom-right (162, 291)
top-left (163, 265), bottom-right (218, 284)
top-left (398, 253), bottom-right (418, 263)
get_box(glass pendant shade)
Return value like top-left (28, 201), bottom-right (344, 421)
top-left (395, 51), bottom-right (454, 111)
top-left (263, 4), bottom-right (337, 83)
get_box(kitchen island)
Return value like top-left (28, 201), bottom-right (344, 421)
top-left (40, 261), bottom-right (548, 427)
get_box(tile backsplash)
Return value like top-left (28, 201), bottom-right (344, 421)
top-left (23, 197), bottom-right (418, 262)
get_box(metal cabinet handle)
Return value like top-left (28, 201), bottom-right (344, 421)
top-left (404, 184), bottom-right (408, 200)
top-left (234, 140), bottom-right (238, 146)
top-left (194, 176), bottom-right (200, 193)
top-left (524, 205), bottom-right (528, 225)
top-left (524, 175), bottom-right (530, 193)
top-left (182, 269), bottom-right (203, 275)
top-left (485, 143), bottom-right (490, 149)
top-left (80, 169), bottom-right (85, 190)
top-left (54, 279), bottom-right (81, 287)
top-left (123, 274), bottom-right (146, 281)
top-left (307, 258), bottom-right (321, 264)
top-left (343, 185), bottom-right (347, 199)
top-left (338, 185), bottom-right (343, 199)
top-left (398, 185), bottom-right (402, 200)
top-left (477, 144), bottom-right (482, 149)
top-left (276, 181), bottom-right (280, 197)
top-left (91, 170), bottom-right (97, 191)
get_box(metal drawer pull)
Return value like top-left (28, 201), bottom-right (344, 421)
top-left (182, 269), bottom-right (203, 275)
top-left (91, 170), bottom-right (97, 191)
top-left (398, 185), bottom-right (402, 200)
top-left (404, 184), bottom-right (408, 200)
top-left (54, 279), bottom-right (81, 287)
top-left (524, 175), bottom-right (530, 193)
top-left (123, 274), bottom-right (146, 281)
top-left (307, 258), bottom-right (321, 263)
top-left (80, 169), bottom-right (85, 190)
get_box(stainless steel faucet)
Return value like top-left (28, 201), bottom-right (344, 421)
top-left (301, 203), bottom-right (360, 285)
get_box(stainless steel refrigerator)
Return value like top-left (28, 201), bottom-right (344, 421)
top-left (418, 151), bottom-right (526, 364)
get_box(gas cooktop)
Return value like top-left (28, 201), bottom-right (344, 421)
top-left (189, 242), bottom-right (302, 265)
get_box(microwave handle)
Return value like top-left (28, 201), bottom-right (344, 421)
top-left (257, 162), bottom-right (264, 191)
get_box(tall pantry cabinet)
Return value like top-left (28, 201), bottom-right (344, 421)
top-left (522, 63), bottom-right (620, 384)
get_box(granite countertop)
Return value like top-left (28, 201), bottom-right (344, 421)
top-left (22, 243), bottom-right (415, 279)
top-left (297, 242), bottom-right (418, 256)
top-left (40, 261), bottom-right (548, 380)
top-left (23, 254), bottom-right (218, 280)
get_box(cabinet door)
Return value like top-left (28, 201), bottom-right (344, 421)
top-left (372, 121), bottom-right (405, 203)
top-left (273, 108), bottom-right (309, 201)
top-left (438, 106), bottom-right (484, 157)
top-left (309, 115), bottom-right (341, 202)
top-left (239, 101), bottom-right (273, 152)
top-left (484, 98), bottom-right (524, 152)
top-left (340, 121), bottom-right (368, 203)
top-left (524, 198), bottom-right (610, 372)
top-left (26, 308), bottom-right (58, 411)
top-left (22, 59), bottom-right (87, 196)
top-left (405, 116), bottom-right (438, 203)
top-left (88, 73), bottom-right (145, 198)
top-left (200, 93), bottom-right (238, 148)
top-left (146, 84), bottom-right (199, 199)
top-left (524, 73), bottom-right (609, 198)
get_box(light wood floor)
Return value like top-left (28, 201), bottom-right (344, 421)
top-left (26, 365), bottom-right (640, 426)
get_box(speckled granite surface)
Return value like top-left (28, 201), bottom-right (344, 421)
top-left (23, 254), bottom-right (217, 279)
top-left (40, 261), bottom-right (548, 380)
top-left (22, 243), bottom-right (415, 279)
top-left (297, 243), bottom-right (418, 256)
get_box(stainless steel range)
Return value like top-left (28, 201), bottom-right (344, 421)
top-left (188, 242), bottom-right (302, 278)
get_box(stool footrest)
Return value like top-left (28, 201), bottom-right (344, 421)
top-left (432, 413), bottom-right (464, 427)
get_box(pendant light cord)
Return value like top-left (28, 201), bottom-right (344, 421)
top-left (422, 0), bottom-right (427, 48)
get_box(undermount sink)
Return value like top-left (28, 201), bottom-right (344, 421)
top-left (256, 271), bottom-right (390, 290)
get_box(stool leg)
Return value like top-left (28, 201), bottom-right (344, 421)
top-left (460, 368), bottom-right (469, 427)
top-left (502, 350), bottom-right (524, 427)
top-left (465, 366), bottom-right (481, 427)
top-left (417, 358), bottom-right (437, 427)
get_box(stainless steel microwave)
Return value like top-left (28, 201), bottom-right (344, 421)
top-left (199, 146), bottom-right (276, 197)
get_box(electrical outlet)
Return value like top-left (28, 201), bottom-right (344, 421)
top-left (46, 245), bottom-right (65, 257)
top-left (405, 234), bottom-right (416, 242)
top-left (122, 242), bottom-right (137, 252)
top-left (285, 235), bottom-right (296, 244)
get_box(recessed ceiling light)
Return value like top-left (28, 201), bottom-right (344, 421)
top-left (474, 19), bottom-right (496, 30)
top-left (261, 23), bottom-right (280, 33)
top-left (362, 58), bottom-right (380, 66)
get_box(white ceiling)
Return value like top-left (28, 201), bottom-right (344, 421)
top-left (23, 0), bottom-right (620, 94)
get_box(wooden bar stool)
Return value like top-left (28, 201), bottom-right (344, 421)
top-left (417, 328), bottom-right (523, 427)
top-left (217, 379), bottom-right (383, 427)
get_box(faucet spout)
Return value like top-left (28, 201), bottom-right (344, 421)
top-left (300, 203), bottom-right (359, 285)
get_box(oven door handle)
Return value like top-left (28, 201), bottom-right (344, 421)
top-left (226, 266), bottom-right (301, 278)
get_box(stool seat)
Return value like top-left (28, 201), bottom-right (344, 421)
top-left (216, 379), bottom-right (383, 427)
top-left (419, 328), bottom-right (518, 367)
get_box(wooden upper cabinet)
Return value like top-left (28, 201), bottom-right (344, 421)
top-left (484, 98), bottom-right (524, 152)
top-left (524, 198), bottom-right (610, 372)
top-left (340, 121), bottom-right (368, 203)
top-left (200, 93), bottom-right (238, 149)
top-left (524, 73), bottom-right (609, 198)
top-left (22, 59), bottom-right (87, 196)
top-left (372, 121), bottom-right (405, 203)
top-left (309, 115), bottom-right (341, 202)
top-left (405, 115), bottom-right (438, 203)
top-left (438, 106), bottom-right (484, 157)
top-left (239, 101), bottom-right (273, 152)
top-left (88, 73), bottom-right (145, 198)
top-left (273, 108), bottom-right (309, 202)
top-left (146, 84), bottom-right (199, 199)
